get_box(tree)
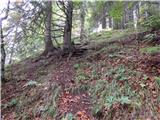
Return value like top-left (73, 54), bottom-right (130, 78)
top-left (101, 2), bottom-right (107, 29)
top-left (43, 1), bottom-right (56, 55)
top-left (8, 1), bottom-right (58, 57)
top-left (109, 1), bottom-right (125, 29)
top-left (9, 26), bottom-right (18, 64)
top-left (0, 0), bottom-right (10, 82)
top-left (80, 1), bottom-right (86, 43)
top-left (63, 1), bottom-right (74, 53)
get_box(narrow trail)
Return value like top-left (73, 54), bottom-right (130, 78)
top-left (51, 60), bottom-right (95, 120)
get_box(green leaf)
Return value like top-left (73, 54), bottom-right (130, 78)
top-left (105, 96), bottom-right (117, 107)
top-left (140, 83), bottom-right (146, 88)
top-left (67, 113), bottom-right (74, 120)
top-left (118, 96), bottom-right (131, 105)
top-left (10, 99), bottom-right (17, 106)
top-left (24, 80), bottom-right (38, 87)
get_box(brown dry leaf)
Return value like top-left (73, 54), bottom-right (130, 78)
top-left (70, 99), bottom-right (76, 103)
top-left (34, 117), bottom-right (42, 120)
top-left (82, 94), bottom-right (86, 97)
top-left (158, 106), bottom-right (160, 113)
top-left (75, 96), bottom-right (80, 100)
top-left (146, 118), bottom-right (152, 120)
top-left (76, 111), bottom-right (83, 117)
top-left (76, 110), bottom-right (91, 120)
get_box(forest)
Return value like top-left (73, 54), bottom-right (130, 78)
top-left (1, 0), bottom-right (160, 120)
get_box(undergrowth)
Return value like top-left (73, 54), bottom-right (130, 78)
top-left (3, 82), bottom-right (61, 119)
top-left (89, 29), bottom-right (136, 43)
top-left (73, 61), bottom-right (142, 119)
top-left (140, 45), bottom-right (160, 54)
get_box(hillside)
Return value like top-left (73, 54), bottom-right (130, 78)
top-left (1, 30), bottom-right (160, 120)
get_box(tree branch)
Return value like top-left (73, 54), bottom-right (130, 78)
top-left (1, 0), bottom-right (10, 21)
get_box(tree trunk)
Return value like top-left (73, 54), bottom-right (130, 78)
top-left (1, 21), bottom-right (6, 82)
top-left (121, 3), bottom-right (126, 30)
top-left (43, 1), bottom-right (55, 55)
top-left (123, 2), bottom-right (128, 29)
top-left (113, 19), bottom-right (119, 29)
top-left (102, 17), bottom-right (106, 29)
top-left (80, 1), bottom-right (86, 43)
top-left (0, 1), bottom-right (10, 82)
top-left (159, 1), bottom-right (160, 16)
top-left (9, 27), bottom-right (18, 64)
top-left (108, 17), bottom-right (112, 28)
top-left (63, 1), bottom-right (74, 53)
top-left (102, 4), bottom-right (106, 29)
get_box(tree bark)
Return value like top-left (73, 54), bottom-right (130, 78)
top-left (9, 26), bottom-right (18, 64)
top-left (1, 21), bottom-right (6, 82)
top-left (102, 4), bottom-right (106, 29)
top-left (63, 1), bottom-right (74, 53)
top-left (43, 1), bottom-right (55, 55)
top-left (159, 1), bottom-right (160, 16)
top-left (102, 17), bottom-right (106, 29)
top-left (108, 17), bottom-right (112, 28)
top-left (80, 1), bottom-right (86, 43)
top-left (1, 1), bottom-right (10, 82)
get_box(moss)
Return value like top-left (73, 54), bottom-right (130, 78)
top-left (89, 29), bottom-right (136, 43)
top-left (140, 46), bottom-right (160, 54)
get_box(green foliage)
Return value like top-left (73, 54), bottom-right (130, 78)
top-left (106, 65), bottom-right (128, 81)
top-left (74, 63), bottom-right (81, 69)
top-left (105, 96), bottom-right (117, 108)
top-left (75, 69), bottom-right (90, 83)
top-left (73, 0), bottom-right (81, 9)
top-left (128, 2), bottom-right (134, 9)
top-left (10, 99), bottom-right (18, 106)
top-left (105, 96), bottom-right (131, 108)
top-left (155, 76), bottom-right (160, 87)
top-left (143, 33), bottom-right (157, 41)
top-left (24, 80), bottom-right (38, 87)
top-left (90, 1), bottom-right (105, 19)
top-left (74, 62), bottom-right (92, 84)
top-left (115, 65), bottom-right (127, 81)
top-left (90, 79), bottom-right (140, 116)
top-left (74, 62), bottom-right (91, 69)
top-left (109, 1), bottom-right (124, 22)
top-left (125, 21), bottom-right (134, 28)
top-left (89, 29), bottom-right (136, 43)
top-left (2, 98), bottom-right (18, 109)
top-left (140, 15), bottom-right (160, 30)
top-left (140, 46), bottom-right (160, 54)
top-left (118, 96), bottom-right (131, 105)
top-left (143, 75), bottom-right (149, 81)
top-left (61, 113), bottom-right (75, 120)
top-left (46, 106), bottom-right (56, 118)
top-left (44, 84), bottom-right (61, 118)
top-left (88, 65), bottom-right (141, 117)
top-left (90, 69), bottom-right (100, 79)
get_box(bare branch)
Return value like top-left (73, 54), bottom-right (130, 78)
top-left (51, 29), bottom-right (64, 32)
top-left (56, 1), bottom-right (67, 16)
top-left (53, 12), bottom-right (66, 19)
top-left (53, 24), bottom-right (65, 28)
top-left (1, 0), bottom-right (10, 21)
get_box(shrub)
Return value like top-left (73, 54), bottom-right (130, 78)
top-left (143, 33), bottom-right (157, 42)
top-left (90, 79), bottom-right (140, 115)
top-left (140, 46), bottom-right (160, 54)
top-left (61, 113), bottom-right (74, 120)
top-left (155, 76), bottom-right (160, 87)
top-left (140, 15), bottom-right (160, 30)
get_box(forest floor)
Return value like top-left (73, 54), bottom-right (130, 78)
top-left (1, 29), bottom-right (160, 120)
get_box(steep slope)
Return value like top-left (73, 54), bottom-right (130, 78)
top-left (2, 30), bottom-right (160, 120)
